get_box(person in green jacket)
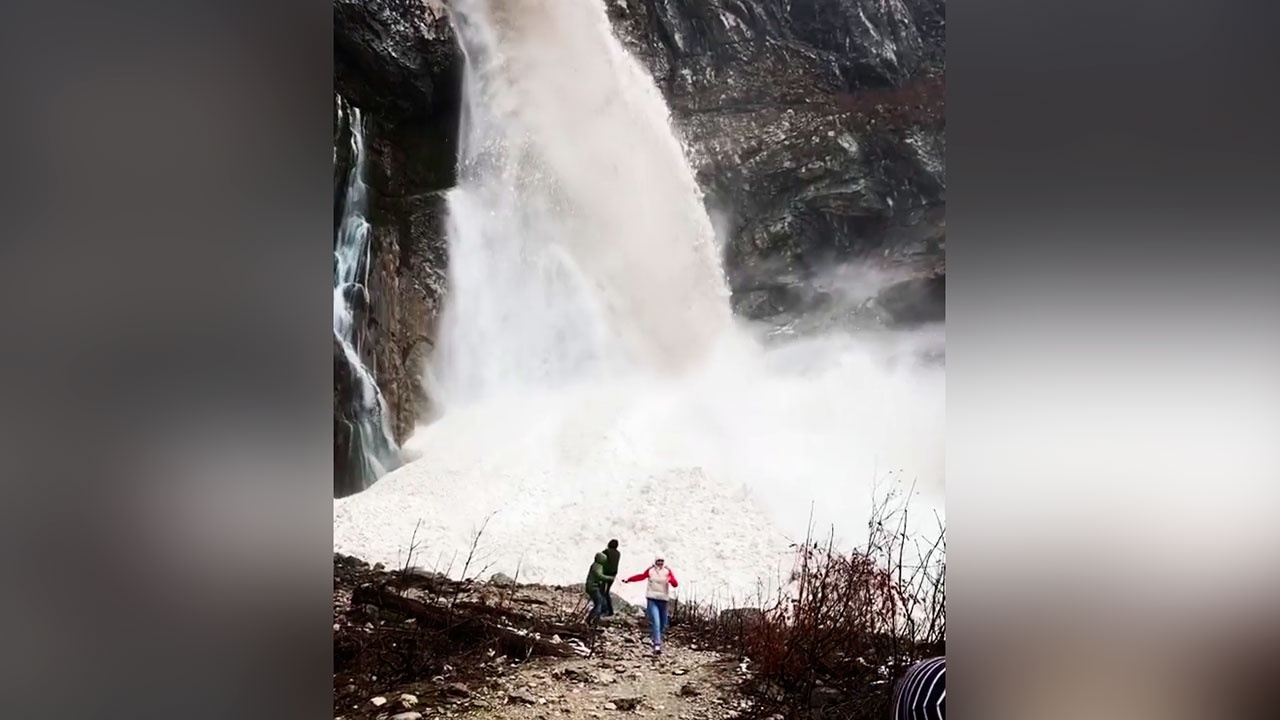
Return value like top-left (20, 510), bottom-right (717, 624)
top-left (584, 551), bottom-right (615, 625)
top-left (601, 539), bottom-right (621, 617)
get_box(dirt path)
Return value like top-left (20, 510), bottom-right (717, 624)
top-left (340, 616), bottom-right (752, 720)
top-left (335, 556), bottom-right (754, 720)
top-left (465, 615), bottom-right (749, 720)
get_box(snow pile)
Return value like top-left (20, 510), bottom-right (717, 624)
top-left (333, 382), bottom-right (795, 607)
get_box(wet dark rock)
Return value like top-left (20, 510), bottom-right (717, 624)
top-left (606, 0), bottom-right (946, 326)
top-left (333, 335), bottom-right (369, 497)
top-left (871, 270), bottom-right (945, 327)
top-left (334, 6), bottom-right (453, 493)
top-left (334, 0), bottom-right (462, 126)
top-left (341, 282), bottom-right (370, 313)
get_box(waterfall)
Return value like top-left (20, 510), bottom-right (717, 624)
top-left (335, 0), bottom-right (944, 604)
top-left (334, 100), bottom-right (399, 494)
top-left (427, 0), bottom-right (734, 408)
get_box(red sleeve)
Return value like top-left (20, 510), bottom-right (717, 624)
top-left (667, 569), bottom-right (678, 587)
top-left (624, 570), bottom-right (650, 583)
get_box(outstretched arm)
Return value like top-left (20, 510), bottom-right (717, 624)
top-left (622, 569), bottom-right (650, 583)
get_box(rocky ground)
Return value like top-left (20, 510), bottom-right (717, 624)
top-left (334, 554), bottom-right (760, 720)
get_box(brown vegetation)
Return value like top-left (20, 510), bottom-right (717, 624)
top-left (333, 519), bottom-right (598, 715)
top-left (672, 485), bottom-right (946, 720)
top-left (834, 73), bottom-right (945, 131)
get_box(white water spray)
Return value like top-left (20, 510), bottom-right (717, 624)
top-left (334, 0), bottom-right (944, 606)
top-left (428, 0), bottom-right (734, 405)
top-left (334, 101), bottom-right (399, 491)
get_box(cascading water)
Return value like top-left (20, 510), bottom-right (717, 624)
top-left (334, 100), bottom-right (399, 494)
top-left (427, 0), bottom-right (734, 406)
top-left (335, 0), bottom-right (944, 605)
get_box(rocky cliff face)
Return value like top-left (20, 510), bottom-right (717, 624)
top-left (333, 0), bottom-right (459, 495)
top-left (604, 0), bottom-right (945, 328)
top-left (333, 0), bottom-right (945, 493)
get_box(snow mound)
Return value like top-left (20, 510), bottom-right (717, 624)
top-left (334, 384), bottom-right (795, 607)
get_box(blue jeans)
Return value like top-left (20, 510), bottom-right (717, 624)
top-left (645, 598), bottom-right (669, 646)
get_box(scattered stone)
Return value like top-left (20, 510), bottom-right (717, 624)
top-left (809, 686), bottom-right (844, 708)
top-left (612, 697), bottom-right (643, 711)
top-left (508, 690), bottom-right (538, 705)
top-left (371, 696), bottom-right (388, 707)
top-left (605, 703), bottom-right (618, 711)
top-left (491, 572), bottom-right (516, 586)
top-left (391, 713), bottom-right (423, 720)
top-left (672, 668), bottom-right (688, 676)
top-left (445, 682), bottom-right (470, 698)
top-left (399, 693), bottom-right (419, 707)
top-left (679, 683), bottom-right (701, 697)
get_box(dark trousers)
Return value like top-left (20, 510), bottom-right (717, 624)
top-left (602, 580), bottom-right (615, 616)
top-left (587, 588), bottom-right (607, 624)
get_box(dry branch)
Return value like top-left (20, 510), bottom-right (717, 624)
top-left (352, 585), bottom-right (581, 659)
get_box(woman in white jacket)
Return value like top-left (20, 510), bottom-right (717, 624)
top-left (622, 557), bottom-right (679, 653)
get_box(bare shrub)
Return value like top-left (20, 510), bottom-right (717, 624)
top-left (672, 484), bottom-right (945, 720)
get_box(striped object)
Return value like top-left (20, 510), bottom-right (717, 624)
top-left (890, 656), bottom-right (945, 720)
